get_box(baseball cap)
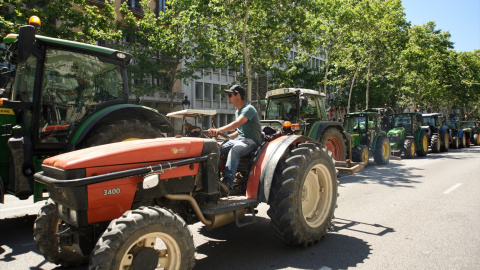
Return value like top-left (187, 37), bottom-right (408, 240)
top-left (224, 85), bottom-right (245, 98)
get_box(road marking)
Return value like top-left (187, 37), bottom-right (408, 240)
top-left (444, 183), bottom-right (462, 194)
top-left (0, 204), bottom-right (42, 213)
top-left (318, 267), bottom-right (332, 270)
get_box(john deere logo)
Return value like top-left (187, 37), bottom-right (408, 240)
top-left (0, 108), bottom-right (14, 115)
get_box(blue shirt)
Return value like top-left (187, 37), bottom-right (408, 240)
top-left (236, 103), bottom-right (262, 144)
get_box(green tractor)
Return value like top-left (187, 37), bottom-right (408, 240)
top-left (343, 112), bottom-right (390, 165)
top-left (263, 88), bottom-right (347, 161)
top-left (445, 120), bottom-right (462, 149)
top-left (387, 112), bottom-right (429, 158)
top-left (0, 17), bottom-right (173, 203)
top-left (461, 121), bottom-right (480, 146)
top-left (421, 113), bottom-right (450, 153)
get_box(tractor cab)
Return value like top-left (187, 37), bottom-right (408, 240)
top-left (344, 112), bottom-right (381, 146)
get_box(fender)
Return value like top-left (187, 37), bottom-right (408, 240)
top-left (440, 126), bottom-right (449, 137)
top-left (67, 104), bottom-right (173, 149)
top-left (246, 135), bottom-right (315, 203)
top-left (308, 121), bottom-right (344, 141)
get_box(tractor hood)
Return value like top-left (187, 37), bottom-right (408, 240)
top-left (42, 137), bottom-right (213, 170)
top-left (387, 127), bottom-right (405, 136)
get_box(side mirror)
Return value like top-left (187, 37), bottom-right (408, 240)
top-left (143, 174), bottom-right (160, 189)
top-left (17, 25), bottom-right (36, 64)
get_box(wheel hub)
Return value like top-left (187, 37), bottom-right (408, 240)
top-left (132, 248), bottom-right (159, 270)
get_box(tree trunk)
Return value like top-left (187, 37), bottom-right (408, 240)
top-left (366, 59), bottom-right (371, 110)
top-left (242, 3), bottom-right (252, 103)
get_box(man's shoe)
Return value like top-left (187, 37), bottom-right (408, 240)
top-left (228, 184), bottom-right (243, 196)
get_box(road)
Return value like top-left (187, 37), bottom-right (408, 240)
top-left (1, 146), bottom-right (479, 270)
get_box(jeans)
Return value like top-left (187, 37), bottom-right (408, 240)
top-left (220, 137), bottom-right (258, 188)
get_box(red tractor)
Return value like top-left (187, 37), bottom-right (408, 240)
top-left (33, 126), bottom-right (338, 269)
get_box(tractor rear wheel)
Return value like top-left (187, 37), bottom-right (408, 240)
top-left (403, 138), bottom-right (415, 159)
top-left (474, 134), bottom-right (480, 145)
top-left (89, 206), bottom-right (195, 270)
top-left (267, 142), bottom-right (338, 247)
top-left (81, 118), bottom-right (164, 147)
top-left (416, 131), bottom-right (429, 157)
top-left (34, 201), bottom-right (88, 267)
top-left (431, 134), bottom-right (441, 153)
top-left (374, 136), bottom-right (390, 165)
top-left (440, 132), bottom-right (449, 152)
top-left (319, 128), bottom-right (346, 161)
top-left (352, 145), bottom-right (369, 164)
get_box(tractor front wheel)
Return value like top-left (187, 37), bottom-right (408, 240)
top-left (374, 136), bottom-right (390, 165)
top-left (33, 201), bottom-right (88, 267)
top-left (474, 134), bottom-right (480, 146)
top-left (451, 136), bottom-right (460, 149)
top-left (319, 128), bottom-right (346, 162)
top-left (81, 118), bottom-right (164, 147)
top-left (416, 131), bottom-right (429, 157)
top-left (403, 138), bottom-right (415, 159)
top-left (459, 133), bottom-right (466, 148)
top-left (89, 206), bottom-right (195, 270)
top-left (352, 145), bottom-right (369, 164)
top-left (267, 142), bottom-right (338, 246)
top-left (431, 134), bottom-right (441, 153)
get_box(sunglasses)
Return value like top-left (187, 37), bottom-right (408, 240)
top-left (227, 93), bottom-right (236, 98)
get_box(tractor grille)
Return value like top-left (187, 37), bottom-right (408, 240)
top-left (388, 136), bottom-right (400, 144)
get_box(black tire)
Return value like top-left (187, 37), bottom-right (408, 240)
top-left (267, 142), bottom-right (338, 247)
top-left (403, 138), bottom-right (415, 159)
top-left (89, 206), bottom-right (195, 270)
top-left (451, 136), bottom-right (459, 149)
top-left (33, 201), bottom-right (88, 267)
top-left (352, 145), bottom-right (369, 164)
top-left (459, 133), bottom-right (466, 148)
top-left (416, 131), bottom-right (429, 157)
top-left (374, 136), bottom-right (390, 165)
top-left (81, 118), bottom-right (164, 148)
top-left (440, 132), bottom-right (449, 152)
top-left (431, 134), bottom-right (441, 153)
top-left (318, 128), bottom-right (347, 162)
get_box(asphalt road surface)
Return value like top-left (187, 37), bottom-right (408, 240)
top-left (1, 146), bottom-right (479, 270)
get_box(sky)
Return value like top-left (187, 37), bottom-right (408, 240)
top-left (401, 0), bottom-right (480, 52)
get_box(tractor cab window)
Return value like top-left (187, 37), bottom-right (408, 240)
top-left (265, 97), bottom-right (296, 121)
top-left (11, 54), bottom-right (37, 102)
top-left (344, 116), bottom-right (367, 133)
top-left (299, 95), bottom-right (320, 119)
top-left (39, 49), bottom-right (124, 144)
top-left (421, 117), bottom-right (434, 127)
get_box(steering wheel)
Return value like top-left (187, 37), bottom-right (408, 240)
top-left (201, 130), bottom-right (230, 145)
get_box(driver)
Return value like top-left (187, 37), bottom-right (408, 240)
top-left (208, 85), bottom-right (262, 194)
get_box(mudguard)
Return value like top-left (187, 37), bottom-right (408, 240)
top-left (67, 104), bottom-right (173, 148)
top-left (440, 126), bottom-right (449, 137)
top-left (246, 135), bottom-right (315, 202)
top-left (308, 121), bottom-right (344, 141)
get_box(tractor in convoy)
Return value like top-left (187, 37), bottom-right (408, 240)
top-left (33, 109), bottom-right (339, 269)
top-left (0, 17), bottom-right (172, 203)
top-left (445, 120), bottom-right (463, 149)
top-left (343, 112), bottom-right (390, 164)
top-left (262, 88), bottom-right (347, 161)
top-left (421, 113), bottom-right (450, 153)
top-left (461, 120), bottom-right (480, 146)
top-left (387, 112), bottom-right (429, 158)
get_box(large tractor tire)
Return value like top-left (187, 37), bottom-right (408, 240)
top-left (318, 128), bottom-right (346, 162)
top-left (33, 201), bottom-right (88, 267)
top-left (416, 131), bottom-right (429, 157)
top-left (89, 206), bottom-right (195, 270)
top-left (82, 118), bottom-right (164, 147)
top-left (451, 136), bottom-right (460, 149)
top-left (403, 138), bottom-right (416, 159)
top-left (431, 134), bottom-right (441, 153)
top-left (374, 136), bottom-right (390, 165)
top-left (352, 145), bottom-right (369, 164)
top-left (440, 132), bottom-right (449, 152)
top-left (267, 142), bottom-right (338, 247)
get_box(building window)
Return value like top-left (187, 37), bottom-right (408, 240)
top-left (204, 83), bottom-right (212, 100)
top-left (213, 84), bottom-right (220, 101)
top-left (195, 82), bottom-right (203, 100)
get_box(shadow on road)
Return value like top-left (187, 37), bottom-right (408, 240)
top-left (194, 216), bottom-right (371, 270)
